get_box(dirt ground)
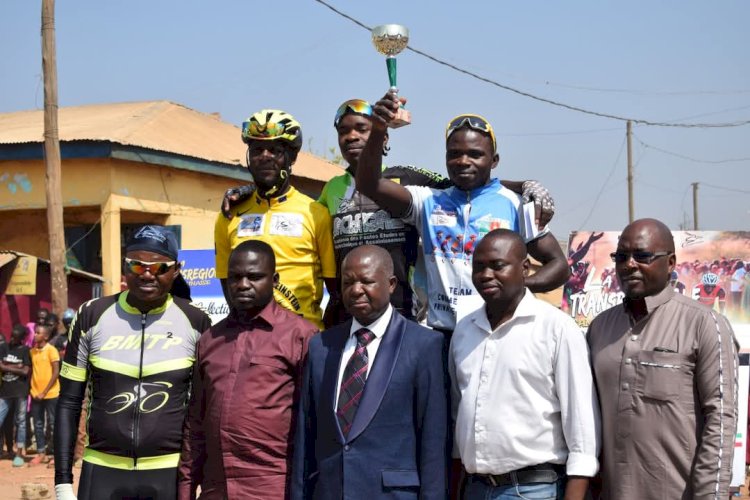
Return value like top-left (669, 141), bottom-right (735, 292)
top-left (0, 453), bottom-right (79, 500)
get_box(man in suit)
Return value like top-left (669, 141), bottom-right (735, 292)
top-left (291, 245), bottom-right (449, 499)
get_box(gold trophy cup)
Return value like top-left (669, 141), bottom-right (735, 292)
top-left (371, 24), bottom-right (411, 128)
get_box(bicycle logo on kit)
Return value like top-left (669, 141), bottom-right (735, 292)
top-left (105, 381), bottom-right (173, 415)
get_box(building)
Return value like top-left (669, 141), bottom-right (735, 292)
top-left (0, 100), bottom-right (343, 299)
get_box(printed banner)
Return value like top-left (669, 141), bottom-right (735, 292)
top-left (179, 249), bottom-right (228, 325)
top-left (562, 231), bottom-right (750, 332)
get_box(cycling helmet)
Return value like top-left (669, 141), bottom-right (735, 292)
top-left (62, 307), bottom-right (76, 326)
top-left (241, 109), bottom-right (303, 153)
top-left (702, 273), bottom-right (719, 286)
top-left (669, 271), bottom-right (679, 281)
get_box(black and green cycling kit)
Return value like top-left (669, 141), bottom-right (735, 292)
top-left (54, 291), bottom-right (210, 485)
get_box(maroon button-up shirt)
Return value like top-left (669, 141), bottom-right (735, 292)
top-left (178, 300), bottom-right (318, 500)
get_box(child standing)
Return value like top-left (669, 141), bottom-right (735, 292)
top-left (29, 323), bottom-right (60, 465)
top-left (0, 324), bottom-right (32, 467)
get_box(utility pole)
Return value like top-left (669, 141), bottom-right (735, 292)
top-left (626, 120), bottom-right (634, 222)
top-left (692, 182), bottom-right (699, 230)
top-left (42, 0), bottom-right (68, 314)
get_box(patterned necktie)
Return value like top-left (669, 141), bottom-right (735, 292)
top-left (336, 327), bottom-right (376, 438)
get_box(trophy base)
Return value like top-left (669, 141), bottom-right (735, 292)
top-left (388, 107), bottom-right (411, 128)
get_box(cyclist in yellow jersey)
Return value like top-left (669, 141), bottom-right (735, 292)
top-left (214, 110), bottom-right (338, 329)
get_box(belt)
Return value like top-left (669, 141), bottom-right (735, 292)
top-left (468, 463), bottom-right (564, 487)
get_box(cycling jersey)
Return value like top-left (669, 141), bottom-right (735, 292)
top-left (693, 284), bottom-right (727, 310)
top-left (404, 178), bottom-right (545, 330)
top-left (214, 186), bottom-right (336, 329)
top-left (318, 165), bottom-right (450, 317)
top-left (59, 292), bottom-right (210, 473)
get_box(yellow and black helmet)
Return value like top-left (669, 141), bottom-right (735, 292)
top-left (241, 109), bottom-right (303, 152)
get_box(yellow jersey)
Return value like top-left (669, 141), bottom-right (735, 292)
top-left (215, 186), bottom-right (336, 329)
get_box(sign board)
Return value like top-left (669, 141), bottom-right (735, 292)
top-left (562, 231), bottom-right (750, 332)
top-left (7, 255), bottom-right (37, 295)
top-left (178, 249), bottom-right (228, 325)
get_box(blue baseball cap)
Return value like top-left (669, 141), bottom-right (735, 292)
top-left (125, 225), bottom-right (179, 261)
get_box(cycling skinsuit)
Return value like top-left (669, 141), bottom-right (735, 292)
top-left (55, 292), bottom-right (210, 487)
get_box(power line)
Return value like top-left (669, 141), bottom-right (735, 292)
top-left (634, 135), bottom-right (750, 164)
top-left (700, 182), bottom-right (750, 195)
top-left (577, 137), bottom-right (627, 229)
top-left (314, 0), bottom-right (750, 129)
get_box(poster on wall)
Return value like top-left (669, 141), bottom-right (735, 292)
top-left (562, 230), bottom-right (750, 333)
top-left (7, 255), bottom-right (38, 295)
top-left (179, 249), bottom-right (228, 325)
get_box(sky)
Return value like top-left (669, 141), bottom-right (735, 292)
top-left (1, 1), bottom-right (748, 242)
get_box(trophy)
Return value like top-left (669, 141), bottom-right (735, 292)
top-left (371, 24), bottom-right (411, 128)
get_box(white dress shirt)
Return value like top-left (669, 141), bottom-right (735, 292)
top-left (449, 289), bottom-right (600, 477)
top-left (335, 304), bottom-right (393, 403)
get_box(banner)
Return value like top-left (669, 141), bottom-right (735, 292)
top-left (178, 249), bottom-right (228, 325)
top-left (562, 231), bottom-right (750, 331)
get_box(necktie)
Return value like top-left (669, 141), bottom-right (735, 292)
top-left (336, 328), bottom-right (375, 438)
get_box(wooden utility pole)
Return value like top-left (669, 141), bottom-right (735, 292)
top-left (626, 120), bottom-right (634, 223)
top-left (692, 182), bottom-right (699, 230)
top-left (42, 0), bottom-right (68, 314)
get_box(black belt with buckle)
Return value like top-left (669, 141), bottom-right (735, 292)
top-left (468, 463), bottom-right (565, 487)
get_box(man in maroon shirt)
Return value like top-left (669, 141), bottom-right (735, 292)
top-left (178, 240), bottom-right (318, 499)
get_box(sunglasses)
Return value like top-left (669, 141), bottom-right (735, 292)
top-left (446, 114), bottom-right (497, 151)
top-left (242, 119), bottom-right (289, 139)
top-left (333, 99), bottom-right (373, 128)
top-left (610, 251), bottom-right (672, 264)
top-left (124, 258), bottom-right (177, 276)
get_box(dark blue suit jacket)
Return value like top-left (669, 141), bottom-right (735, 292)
top-left (290, 310), bottom-right (449, 499)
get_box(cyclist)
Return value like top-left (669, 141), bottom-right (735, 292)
top-left (221, 100), bottom-right (557, 324)
top-left (214, 109), bottom-right (337, 329)
top-left (693, 272), bottom-right (727, 313)
top-left (54, 225), bottom-right (211, 500)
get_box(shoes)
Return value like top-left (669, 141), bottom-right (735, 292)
top-left (29, 454), bottom-right (45, 465)
top-left (12, 456), bottom-right (25, 467)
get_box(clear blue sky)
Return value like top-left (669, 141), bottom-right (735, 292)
top-left (1, 1), bottom-right (748, 241)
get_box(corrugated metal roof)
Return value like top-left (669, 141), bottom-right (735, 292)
top-left (0, 250), bottom-right (104, 282)
top-left (0, 100), bottom-right (343, 182)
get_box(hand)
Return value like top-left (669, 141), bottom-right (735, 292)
top-left (55, 483), bottom-right (78, 500)
top-left (220, 184), bottom-right (256, 220)
top-left (34, 393), bottom-right (46, 401)
top-left (521, 180), bottom-right (556, 229)
top-left (371, 91), bottom-right (406, 131)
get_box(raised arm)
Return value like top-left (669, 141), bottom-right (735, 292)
top-left (355, 91), bottom-right (414, 219)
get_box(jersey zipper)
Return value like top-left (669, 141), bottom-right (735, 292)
top-left (463, 190), bottom-right (472, 293)
top-left (132, 312), bottom-right (147, 468)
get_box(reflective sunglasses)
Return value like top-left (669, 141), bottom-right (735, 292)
top-left (333, 99), bottom-right (373, 128)
top-left (242, 119), bottom-right (289, 139)
top-left (445, 114), bottom-right (497, 151)
top-left (610, 251), bottom-right (672, 264)
top-left (124, 258), bottom-right (176, 276)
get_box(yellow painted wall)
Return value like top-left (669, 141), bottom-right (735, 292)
top-left (1, 156), bottom-right (327, 294)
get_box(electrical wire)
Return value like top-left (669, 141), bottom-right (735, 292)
top-left (700, 182), bottom-right (750, 195)
top-left (634, 135), bottom-right (750, 164)
top-left (576, 137), bottom-right (627, 229)
top-left (313, 0), bottom-right (750, 128)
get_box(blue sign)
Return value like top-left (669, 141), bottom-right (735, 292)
top-left (178, 249), bottom-right (228, 324)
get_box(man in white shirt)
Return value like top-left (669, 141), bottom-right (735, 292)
top-left (450, 229), bottom-right (600, 499)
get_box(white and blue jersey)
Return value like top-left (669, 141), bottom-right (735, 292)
top-left (404, 178), bottom-right (546, 330)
